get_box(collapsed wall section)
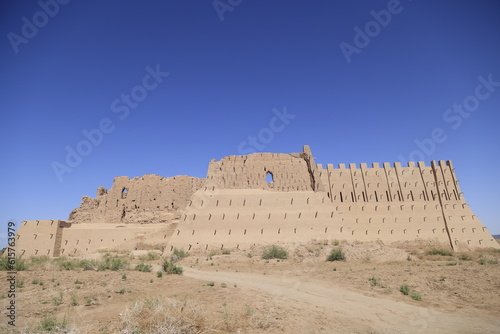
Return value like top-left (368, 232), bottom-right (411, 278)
top-left (69, 174), bottom-right (205, 224)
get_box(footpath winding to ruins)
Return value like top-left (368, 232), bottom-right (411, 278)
top-left (15, 146), bottom-right (499, 257)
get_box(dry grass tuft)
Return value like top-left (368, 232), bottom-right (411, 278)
top-left (122, 298), bottom-right (212, 334)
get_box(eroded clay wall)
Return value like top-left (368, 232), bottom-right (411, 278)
top-left (316, 160), bottom-right (496, 249)
top-left (69, 174), bottom-right (205, 224)
top-left (15, 220), bottom-right (67, 257)
top-left (317, 160), bottom-right (461, 204)
top-left (14, 146), bottom-right (498, 257)
top-left (58, 223), bottom-right (168, 256)
top-left (206, 150), bottom-right (315, 191)
top-left (166, 156), bottom-right (497, 253)
top-left (166, 189), bottom-right (456, 253)
top-left (166, 189), bottom-right (339, 252)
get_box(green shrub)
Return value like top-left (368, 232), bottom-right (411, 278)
top-left (38, 315), bottom-right (67, 332)
top-left (0, 255), bottom-right (27, 271)
top-left (52, 291), bottom-right (63, 306)
top-left (78, 259), bottom-right (97, 270)
top-left (171, 248), bottom-right (189, 262)
top-left (139, 252), bottom-right (160, 261)
top-left (92, 256), bottom-right (129, 271)
top-left (261, 245), bottom-right (288, 260)
top-left (410, 291), bottom-right (422, 301)
top-left (29, 255), bottom-right (51, 267)
top-left (368, 276), bottom-right (380, 287)
top-left (162, 259), bottom-right (183, 275)
top-left (70, 292), bottom-right (78, 306)
top-left (326, 248), bottom-right (346, 262)
top-left (221, 282), bottom-right (227, 288)
top-left (0, 255), bottom-right (8, 270)
top-left (458, 254), bottom-right (473, 261)
top-left (16, 279), bottom-right (24, 288)
top-left (54, 257), bottom-right (77, 270)
top-left (107, 257), bottom-right (129, 271)
top-left (400, 284), bottom-right (410, 296)
top-left (15, 257), bottom-right (27, 271)
top-left (207, 282), bottom-right (215, 287)
top-left (222, 249), bottom-right (231, 255)
top-left (157, 271), bottom-right (163, 278)
top-left (426, 248), bottom-right (453, 256)
top-left (135, 262), bottom-right (152, 272)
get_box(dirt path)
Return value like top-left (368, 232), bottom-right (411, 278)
top-left (184, 268), bottom-right (500, 334)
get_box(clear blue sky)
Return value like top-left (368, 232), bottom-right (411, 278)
top-left (1, 0), bottom-right (499, 248)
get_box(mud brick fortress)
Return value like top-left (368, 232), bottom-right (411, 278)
top-left (15, 146), bottom-right (499, 257)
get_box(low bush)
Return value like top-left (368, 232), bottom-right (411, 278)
top-left (458, 254), bottom-right (473, 261)
top-left (162, 259), bottom-right (183, 275)
top-left (139, 252), bottom-right (160, 261)
top-left (78, 259), bottom-right (97, 271)
top-left (54, 257), bottom-right (78, 271)
top-left (400, 284), bottom-right (410, 296)
top-left (0, 255), bottom-right (27, 271)
top-left (261, 245), bottom-right (288, 260)
top-left (368, 276), bottom-right (381, 287)
top-left (135, 262), bottom-right (152, 272)
top-left (326, 248), bottom-right (345, 262)
top-left (171, 248), bottom-right (189, 262)
top-left (106, 256), bottom-right (129, 271)
top-left (29, 255), bottom-right (51, 267)
top-left (37, 315), bottom-right (67, 332)
top-left (410, 291), bottom-right (422, 301)
top-left (122, 298), bottom-right (204, 333)
top-left (426, 248), bottom-right (453, 256)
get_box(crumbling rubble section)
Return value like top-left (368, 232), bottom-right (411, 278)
top-left (69, 174), bottom-right (205, 224)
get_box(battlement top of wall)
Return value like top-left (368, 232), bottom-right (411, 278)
top-left (319, 160), bottom-right (454, 170)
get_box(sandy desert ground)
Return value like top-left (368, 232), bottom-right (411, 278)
top-left (1, 240), bottom-right (500, 334)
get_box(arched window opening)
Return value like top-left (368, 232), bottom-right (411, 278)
top-left (121, 188), bottom-right (128, 199)
top-left (266, 171), bottom-right (274, 183)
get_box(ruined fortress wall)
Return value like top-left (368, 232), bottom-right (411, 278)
top-left (317, 160), bottom-right (461, 204)
top-left (14, 145), bottom-right (499, 257)
top-left (167, 149), bottom-right (497, 252)
top-left (206, 152), bottom-right (314, 191)
top-left (315, 160), bottom-right (496, 249)
top-left (166, 189), bottom-right (340, 252)
top-left (57, 223), bottom-right (166, 256)
top-left (166, 189), bottom-right (456, 253)
top-left (69, 174), bottom-right (204, 224)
